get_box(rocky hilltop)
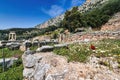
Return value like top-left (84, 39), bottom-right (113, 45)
top-left (35, 14), bottom-right (64, 29)
top-left (35, 0), bottom-right (108, 29)
top-left (78, 0), bottom-right (108, 12)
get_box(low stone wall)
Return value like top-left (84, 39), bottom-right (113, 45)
top-left (60, 31), bottom-right (120, 42)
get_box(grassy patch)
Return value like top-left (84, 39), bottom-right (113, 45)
top-left (54, 39), bottom-right (120, 62)
top-left (0, 48), bottom-right (23, 58)
top-left (0, 65), bottom-right (23, 80)
top-left (0, 48), bottom-right (24, 79)
top-left (30, 46), bottom-right (38, 51)
top-left (54, 43), bottom-right (93, 62)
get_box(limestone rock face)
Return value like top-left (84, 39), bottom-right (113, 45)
top-left (78, 0), bottom-right (109, 13)
top-left (35, 15), bottom-right (64, 29)
top-left (22, 52), bottom-right (120, 80)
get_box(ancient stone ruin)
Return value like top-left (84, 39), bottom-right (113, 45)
top-left (58, 31), bottom-right (120, 43)
top-left (8, 31), bottom-right (16, 41)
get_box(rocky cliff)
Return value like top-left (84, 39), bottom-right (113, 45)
top-left (35, 0), bottom-right (108, 29)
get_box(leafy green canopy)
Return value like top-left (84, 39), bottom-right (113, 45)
top-left (61, 0), bottom-right (120, 32)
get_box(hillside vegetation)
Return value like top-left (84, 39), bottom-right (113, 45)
top-left (61, 0), bottom-right (120, 32)
top-left (0, 26), bottom-right (60, 40)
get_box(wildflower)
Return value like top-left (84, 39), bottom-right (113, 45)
top-left (100, 50), bottom-right (106, 53)
top-left (90, 44), bottom-right (96, 50)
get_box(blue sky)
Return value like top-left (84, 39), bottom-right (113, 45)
top-left (0, 0), bottom-right (85, 29)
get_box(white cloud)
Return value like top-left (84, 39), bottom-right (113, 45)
top-left (71, 0), bottom-right (85, 6)
top-left (42, 5), bottom-right (64, 17)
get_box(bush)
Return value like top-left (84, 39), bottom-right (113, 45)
top-left (61, 0), bottom-right (120, 32)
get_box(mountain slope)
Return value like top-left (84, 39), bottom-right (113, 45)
top-left (101, 12), bottom-right (120, 31)
top-left (35, 14), bottom-right (64, 29)
top-left (35, 0), bottom-right (109, 29)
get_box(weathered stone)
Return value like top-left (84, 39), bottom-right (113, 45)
top-left (24, 49), bottom-right (35, 55)
top-left (6, 42), bottom-right (20, 50)
top-left (33, 63), bottom-right (50, 80)
top-left (22, 54), bottom-right (36, 68)
top-left (0, 58), bottom-right (11, 66)
top-left (8, 44), bottom-right (20, 50)
top-left (36, 46), bottom-right (54, 52)
top-left (54, 44), bottom-right (68, 49)
top-left (0, 57), bottom-right (18, 68)
top-left (32, 40), bottom-right (39, 46)
top-left (60, 31), bottom-right (120, 43)
top-left (23, 68), bottom-right (34, 79)
top-left (22, 52), bottom-right (120, 80)
top-left (23, 40), bottom-right (32, 48)
top-left (8, 31), bottom-right (16, 41)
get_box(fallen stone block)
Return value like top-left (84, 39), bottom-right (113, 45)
top-left (36, 46), bottom-right (54, 52)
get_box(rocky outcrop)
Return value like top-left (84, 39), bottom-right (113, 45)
top-left (35, 0), bottom-right (108, 29)
top-left (35, 14), bottom-right (64, 29)
top-left (101, 12), bottom-right (120, 31)
top-left (78, 0), bottom-right (109, 13)
top-left (22, 51), bottom-right (120, 80)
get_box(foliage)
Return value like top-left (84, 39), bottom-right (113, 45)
top-left (30, 46), bottom-right (38, 51)
top-left (38, 25), bottom-right (58, 35)
top-left (0, 47), bottom-right (23, 79)
top-left (54, 43), bottom-right (93, 62)
top-left (61, 7), bottom-right (83, 32)
top-left (0, 65), bottom-right (23, 80)
top-left (0, 59), bottom-right (22, 73)
top-left (52, 32), bottom-right (59, 39)
top-left (0, 48), bottom-right (23, 58)
top-left (0, 26), bottom-right (59, 40)
top-left (61, 0), bottom-right (120, 32)
top-left (12, 59), bottom-right (22, 67)
top-left (0, 28), bottom-right (40, 40)
top-left (1, 0), bottom-right (120, 39)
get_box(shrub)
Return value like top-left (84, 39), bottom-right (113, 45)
top-left (61, 0), bottom-right (120, 32)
